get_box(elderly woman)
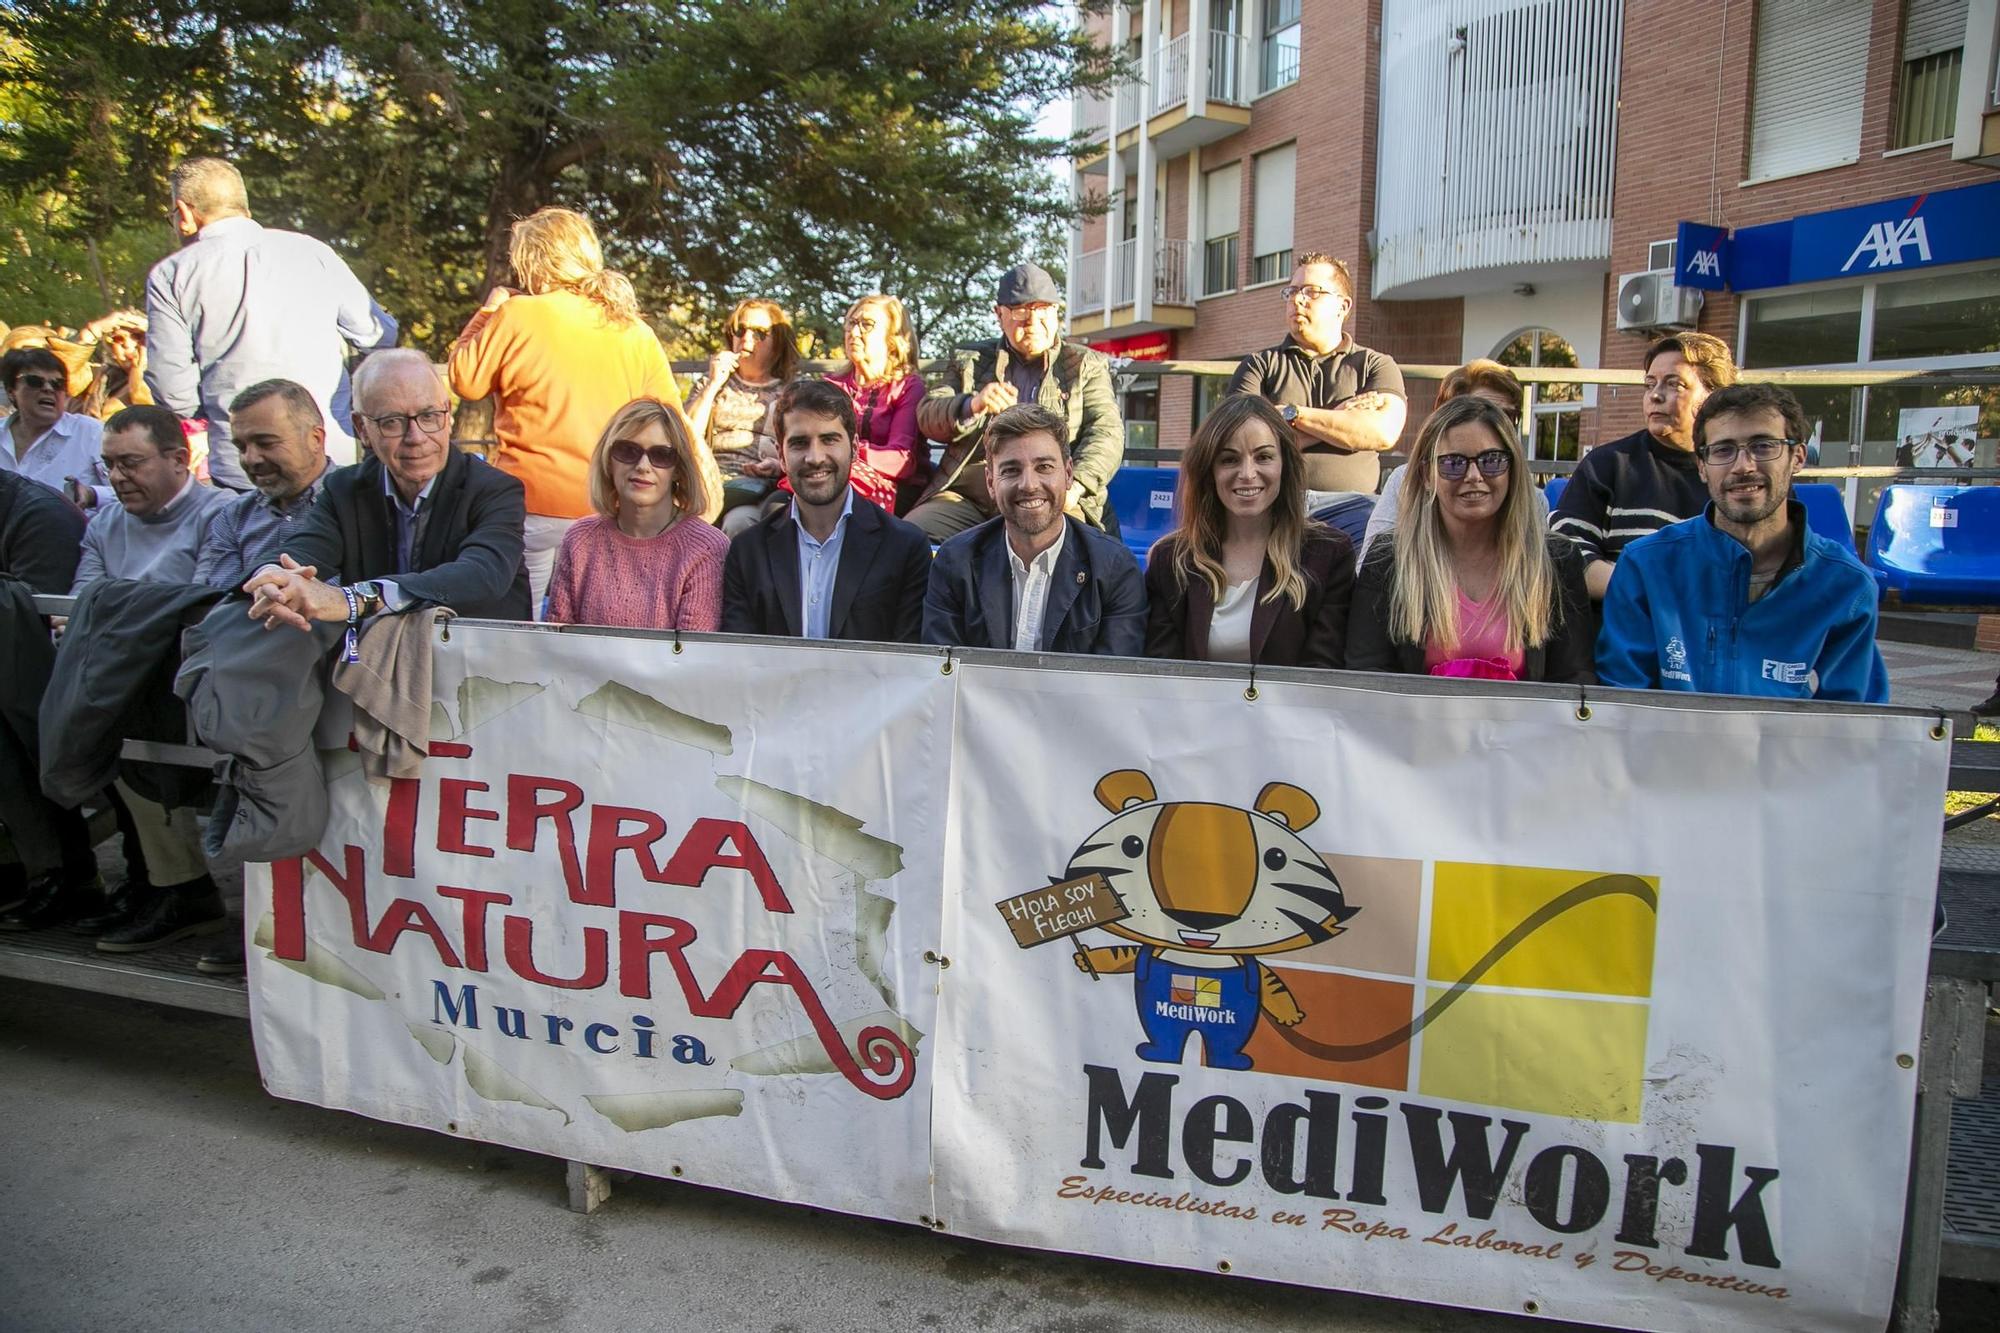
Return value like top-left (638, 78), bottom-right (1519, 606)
top-left (1346, 394), bottom-right (1592, 682)
top-left (448, 207), bottom-right (686, 612)
top-left (1145, 395), bottom-right (1354, 667)
top-left (825, 294), bottom-right (929, 513)
top-left (687, 298), bottom-right (798, 535)
top-left (543, 398), bottom-right (728, 632)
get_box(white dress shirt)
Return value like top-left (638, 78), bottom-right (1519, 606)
top-left (0, 410), bottom-right (111, 507)
top-left (1007, 521), bottom-right (1069, 652)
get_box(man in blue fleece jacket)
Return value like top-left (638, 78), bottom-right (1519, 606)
top-left (1597, 383), bottom-right (1888, 704)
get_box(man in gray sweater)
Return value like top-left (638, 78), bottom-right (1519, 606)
top-left (65, 405), bottom-right (232, 951)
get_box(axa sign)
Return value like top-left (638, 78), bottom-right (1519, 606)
top-left (1842, 215), bottom-right (1931, 273)
top-left (1673, 221), bottom-right (1730, 291)
top-left (1729, 182), bottom-right (2000, 290)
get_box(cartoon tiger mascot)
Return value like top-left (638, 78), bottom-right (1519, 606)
top-left (1065, 768), bottom-right (1358, 1071)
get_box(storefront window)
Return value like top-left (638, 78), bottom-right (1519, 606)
top-left (1870, 268), bottom-right (2000, 361)
top-left (1741, 288), bottom-right (1863, 368)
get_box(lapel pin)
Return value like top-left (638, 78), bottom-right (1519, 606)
top-left (1075, 571), bottom-right (1086, 584)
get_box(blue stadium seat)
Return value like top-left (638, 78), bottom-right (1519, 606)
top-left (1793, 482), bottom-right (1854, 552)
top-left (1865, 485), bottom-right (2000, 605)
top-left (1104, 466), bottom-right (1181, 565)
top-left (1543, 476), bottom-right (1568, 509)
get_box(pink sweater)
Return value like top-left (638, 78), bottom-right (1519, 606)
top-left (544, 515), bottom-right (728, 631)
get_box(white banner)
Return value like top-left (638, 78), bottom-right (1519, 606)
top-left (244, 625), bottom-right (1947, 1332)
top-left (933, 662), bottom-right (1943, 1332)
top-left (245, 626), bottom-right (950, 1220)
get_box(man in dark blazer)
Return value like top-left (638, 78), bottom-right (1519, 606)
top-left (243, 349), bottom-right (529, 628)
top-left (923, 403), bottom-right (1145, 656)
top-left (722, 379), bottom-right (930, 643)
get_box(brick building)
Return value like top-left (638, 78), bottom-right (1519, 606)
top-left (1064, 0), bottom-right (2000, 472)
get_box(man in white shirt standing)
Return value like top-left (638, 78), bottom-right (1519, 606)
top-left (0, 347), bottom-right (109, 508)
top-left (144, 156), bottom-right (398, 492)
top-left (923, 403), bottom-right (1146, 656)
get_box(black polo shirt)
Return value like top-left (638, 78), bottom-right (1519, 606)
top-left (1227, 336), bottom-right (1407, 493)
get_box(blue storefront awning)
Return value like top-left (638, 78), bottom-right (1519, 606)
top-left (1674, 179), bottom-right (2000, 292)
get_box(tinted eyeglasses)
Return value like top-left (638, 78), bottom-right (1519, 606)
top-left (1435, 449), bottom-right (1512, 481)
top-left (732, 326), bottom-right (772, 344)
top-left (13, 373), bottom-right (64, 394)
top-left (609, 440), bottom-right (677, 469)
top-left (1695, 437), bottom-right (1797, 466)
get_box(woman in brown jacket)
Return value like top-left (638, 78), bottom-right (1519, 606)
top-left (1144, 395), bottom-right (1355, 667)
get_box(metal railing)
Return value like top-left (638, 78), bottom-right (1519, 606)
top-left (1115, 79), bottom-right (1142, 131)
top-left (1154, 237), bottom-right (1191, 306)
top-left (1152, 33), bottom-right (1189, 115)
top-left (1073, 248), bottom-right (1107, 314)
top-left (1208, 31), bottom-right (1250, 106)
top-left (1112, 238), bottom-right (1137, 308)
top-left (1075, 90), bottom-right (1111, 142)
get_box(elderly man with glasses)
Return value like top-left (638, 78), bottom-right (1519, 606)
top-left (241, 349), bottom-right (529, 632)
top-left (1596, 383), bottom-right (1887, 703)
top-left (1226, 252), bottom-right (1407, 543)
top-left (910, 263), bottom-right (1125, 543)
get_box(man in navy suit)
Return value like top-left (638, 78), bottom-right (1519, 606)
top-left (722, 378), bottom-right (930, 643)
top-left (923, 403), bottom-right (1145, 656)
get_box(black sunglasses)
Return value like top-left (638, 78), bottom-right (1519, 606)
top-left (13, 373), bottom-right (64, 394)
top-left (1436, 449), bottom-right (1512, 481)
top-left (609, 440), bottom-right (677, 469)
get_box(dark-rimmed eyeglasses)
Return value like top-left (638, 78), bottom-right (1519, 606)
top-left (1436, 449), bottom-right (1512, 481)
top-left (1696, 437), bottom-right (1797, 465)
top-left (609, 440), bottom-right (677, 469)
top-left (13, 373), bottom-right (64, 394)
top-left (360, 408), bottom-right (449, 441)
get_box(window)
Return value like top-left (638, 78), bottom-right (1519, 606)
top-left (1201, 162), bottom-right (1241, 296)
top-left (1192, 375), bottom-right (1232, 435)
top-left (1249, 144), bottom-right (1294, 285)
top-left (1261, 0), bottom-right (1301, 92)
top-left (1746, 0), bottom-right (1870, 180)
top-left (1893, 0), bottom-right (1967, 147)
top-left (1742, 288), bottom-right (1865, 367)
top-left (1494, 329), bottom-right (1584, 461)
top-left (1647, 239), bottom-right (1677, 273)
top-left (1872, 267), bottom-right (2000, 360)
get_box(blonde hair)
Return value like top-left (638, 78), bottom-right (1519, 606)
top-left (723, 298), bottom-right (800, 383)
top-left (1390, 395), bottom-right (1557, 655)
top-left (508, 207), bottom-right (641, 325)
top-left (1166, 394), bottom-right (1318, 611)
top-left (842, 294), bottom-right (916, 384)
top-left (588, 398), bottom-right (709, 521)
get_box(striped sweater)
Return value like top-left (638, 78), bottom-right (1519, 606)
top-left (1549, 429), bottom-right (1707, 566)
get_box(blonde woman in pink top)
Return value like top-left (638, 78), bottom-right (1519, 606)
top-left (543, 399), bottom-right (728, 631)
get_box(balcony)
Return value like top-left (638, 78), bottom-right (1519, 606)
top-left (1145, 29), bottom-right (1253, 157)
top-left (1371, 0), bottom-right (1623, 299)
top-left (1068, 237), bottom-right (1197, 339)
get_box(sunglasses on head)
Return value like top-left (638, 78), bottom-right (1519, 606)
top-left (13, 373), bottom-right (63, 394)
top-left (1436, 449), bottom-right (1512, 481)
top-left (609, 440), bottom-right (677, 469)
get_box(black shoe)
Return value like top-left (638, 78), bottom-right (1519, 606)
top-left (0, 870), bottom-right (96, 931)
top-left (1973, 689), bottom-right (2000, 718)
top-left (196, 930), bottom-right (245, 975)
top-left (95, 881), bottom-right (227, 954)
top-left (0, 862), bottom-right (24, 916)
top-left (73, 881), bottom-right (150, 935)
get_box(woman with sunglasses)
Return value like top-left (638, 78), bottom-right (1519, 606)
top-left (1346, 395), bottom-right (1593, 682)
top-left (1145, 395), bottom-right (1355, 668)
top-left (543, 399), bottom-right (727, 632)
top-left (449, 207), bottom-right (685, 614)
top-left (824, 294), bottom-right (929, 514)
top-left (687, 298), bottom-right (799, 536)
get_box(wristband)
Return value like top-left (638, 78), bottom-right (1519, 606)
top-left (341, 585), bottom-right (361, 663)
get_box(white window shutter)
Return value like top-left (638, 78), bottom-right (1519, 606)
top-left (1203, 163), bottom-right (1241, 239)
top-left (1902, 0), bottom-right (1967, 59)
top-left (1252, 144), bottom-right (1295, 257)
top-left (1748, 0), bottom-right (1871, 180)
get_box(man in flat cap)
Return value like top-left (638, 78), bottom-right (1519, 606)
top-left (909, 262), bottom-right (1124, 542)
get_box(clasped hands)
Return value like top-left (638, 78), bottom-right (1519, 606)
top-left (243, 554), bottom-right (351, 632)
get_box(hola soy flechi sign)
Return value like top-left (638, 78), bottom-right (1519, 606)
top-left (244, 626), bottom-right (1946, 1332)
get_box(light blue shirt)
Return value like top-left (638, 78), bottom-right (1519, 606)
top-left (372, 467), bottom-right (438, 613)
top-left (795, 490), bottom-right (854, 640)
top-left (144, 216), bottom-right (397, 489)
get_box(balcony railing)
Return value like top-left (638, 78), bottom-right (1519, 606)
top-left (1208, 31), bottom-right (1249, 106)
top-left (1074, 90), bottom-right (1111, 143)
top-left (1372, 0), bottom-right (1623, 297)
top-left (1073, 248), bottom-right (1107, 314)
top-left (1153, 34), bottom-right (1190, 115)
top-left (1155, 237), bottom-right (1191, 306)
top-left (1113, 239), bottom-right (1138, 308)
top-left (1115, 79), bottom-right (1142, 131)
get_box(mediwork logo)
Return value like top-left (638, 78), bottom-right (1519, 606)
top-left (1843, 216), bottom-right (1931, 272)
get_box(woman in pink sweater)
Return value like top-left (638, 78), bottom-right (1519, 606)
top-left (543, 399), bottom-right (728, 631)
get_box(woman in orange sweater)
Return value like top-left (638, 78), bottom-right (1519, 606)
top-left (449, 207), bottom-right (707, 613)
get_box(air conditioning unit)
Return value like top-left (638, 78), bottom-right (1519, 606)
top-left (1615, 271), bottom-right (1703, 333)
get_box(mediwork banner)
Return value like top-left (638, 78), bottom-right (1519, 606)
top-left (932, 661), bottom-right (1942, 1333)
top-left (244, 625), bottom-right (950, 1220)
